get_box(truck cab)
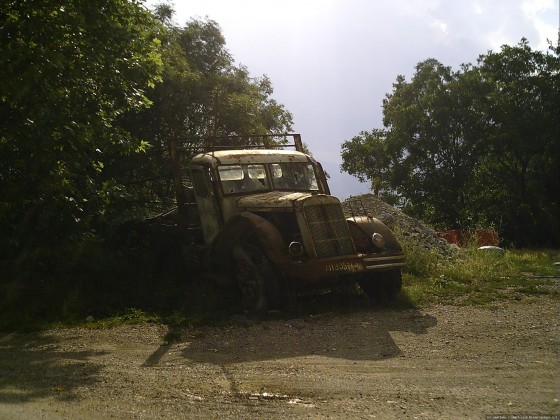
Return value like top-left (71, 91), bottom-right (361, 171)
top-left (175, 134), bottom-right (405, 312)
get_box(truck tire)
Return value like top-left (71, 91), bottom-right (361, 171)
top-left (233, 244), bottom-right (281, 313)
top-left (359, 269), bottom-right (402, 304)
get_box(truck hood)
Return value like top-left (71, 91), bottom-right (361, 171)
top-left (237, 191), bottom-right (340, 210)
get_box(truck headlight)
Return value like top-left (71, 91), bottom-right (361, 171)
top-left (371, 232), bottom-right (385, 250)
top-left (289, 241), bottom-right (304, 257)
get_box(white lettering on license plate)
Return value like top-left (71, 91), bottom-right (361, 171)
top-left (325, 262), bottom-right (364, 273)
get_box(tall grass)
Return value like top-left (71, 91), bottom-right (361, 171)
top-left (399, 234), bottom-right (559, 306)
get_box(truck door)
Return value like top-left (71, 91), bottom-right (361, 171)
top-left (190, 166), bottom-right (221, 245)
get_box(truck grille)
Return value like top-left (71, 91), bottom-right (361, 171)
top-left (304, 204), bottom-right (355, 257)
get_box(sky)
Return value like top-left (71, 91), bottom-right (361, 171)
top-left (147, 0), bottom-right (559, 199)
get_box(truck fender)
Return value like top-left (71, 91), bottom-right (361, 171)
top-left (346, 216), bottom-right (402, 252)
top-left (209, 212), bottom-right (288, 266)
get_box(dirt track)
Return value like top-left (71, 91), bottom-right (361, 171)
top-left (1, 296), bottom-right (558, 419)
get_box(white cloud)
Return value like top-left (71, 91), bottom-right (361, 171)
top-left (177, 0), bottom-right (336, 27)
top-left (487, 29), bottom-right (513, 51)
top-left (521, 0), bottom-right (558, 49)
top-left (430, 19), bottom-right (448, 34)
top-left (521, 0), bottom-right (555, 16)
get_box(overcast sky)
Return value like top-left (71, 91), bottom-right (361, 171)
top-left (147, 0), bottom-right (559, 199)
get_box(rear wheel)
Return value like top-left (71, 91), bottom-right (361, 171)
top-left (359, 269), bottom-right (402, 304)
top-left (233, 244), bottom-right (282, 313)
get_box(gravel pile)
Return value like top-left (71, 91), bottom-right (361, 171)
top-left (343, 193), bottom-right (456, 258)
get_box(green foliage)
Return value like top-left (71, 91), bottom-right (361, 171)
top-left (340, 129), bottom-right (392, 197)
top-left (341, 40), bottom-right (560, 247)
top-left (471, 40), bottom-right (560, 246)
top-left (0, 0), bottom-right (163, 255)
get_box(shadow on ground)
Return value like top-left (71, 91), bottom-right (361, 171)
top-left (145, 290), bottom-right (437, 366)
top-left (0, 332), bottom-right (106, 403)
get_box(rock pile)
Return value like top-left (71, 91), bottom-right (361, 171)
top-left (342, 194), bottom-right (456, 258)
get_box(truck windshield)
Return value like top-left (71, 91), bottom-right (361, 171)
top-left (219, 164), bottom-right (269, 194)
top-left (272, 163), bottom-right (319, 191)
top-left (218, 162), bottom-right (319, 195)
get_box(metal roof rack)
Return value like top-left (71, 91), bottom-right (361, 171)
top-left (176, 133), bottom-right (304, 154)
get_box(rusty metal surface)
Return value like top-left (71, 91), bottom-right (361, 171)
top-left (177, 133), bottom-right (304, 154)
top-left (278, 252), bottom-right (406, 282)
top-left (209, 211), bottom-right (287, 265)
top-left (346, 216), bottom-right (403, 252)
top-left (192, 149), bottom-right (313, 167)
top-left (437, 229), bottom-right (499, 247)
top-left (301, 202), bottom-right (355, 258)
top-left (237, 191), bottom-right (313, 210)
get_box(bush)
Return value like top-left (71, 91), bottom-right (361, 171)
top-left (0, 229), bottom-right (195, 330)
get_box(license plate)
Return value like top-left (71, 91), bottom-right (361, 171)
top-left (325, 262), bottom-right (364, 273)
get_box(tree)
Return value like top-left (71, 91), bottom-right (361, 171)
top-left (0, 0), bottom-right (163, 256)
top-left (473, 39), bottom-right (560, 246)
top-left (342, 59), bottom-right (489, 226)
top-left (340, 129), bottom-right (392, 197)
top-left (341, 40), bottom-right (560, 246)
top-left (117, 12), bottom-right (293, 218)
top-left (144, 14), bottom-right (293, 141)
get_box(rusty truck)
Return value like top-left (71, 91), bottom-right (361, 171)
top-left (161, 134), bottom-right (405, 312)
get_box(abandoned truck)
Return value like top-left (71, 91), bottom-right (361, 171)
top-left (164, 134), bottom-right (405, 312)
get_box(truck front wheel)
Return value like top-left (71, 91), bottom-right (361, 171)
top-left (358, 269), bottom-right (402, 304)
top-left (233, 244), bottom-right (281, 313)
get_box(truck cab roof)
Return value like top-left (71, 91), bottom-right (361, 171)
top-left (191, 149), bottom-right (313, 167)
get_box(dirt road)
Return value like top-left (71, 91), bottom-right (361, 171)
top-left (1, 296), bottom-right (558, 419)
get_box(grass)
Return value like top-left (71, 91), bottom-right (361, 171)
top-left (400, 236), bottom-right (559, 307)
top-left (83, 308), bottom-right (163, 329)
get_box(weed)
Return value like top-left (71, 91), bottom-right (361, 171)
top-left (86, 308), bottom-right (162, 329)
top-left (399, 234), bottom-right (559, 307)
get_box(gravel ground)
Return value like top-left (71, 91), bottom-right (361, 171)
top-left (0, 296), bottom-right (558, 419)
